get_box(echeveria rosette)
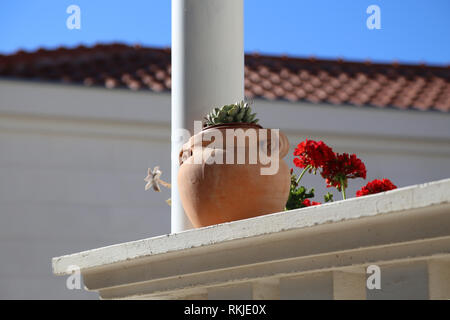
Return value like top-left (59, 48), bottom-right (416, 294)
top-left (204, 100), bottom-right (258, 127)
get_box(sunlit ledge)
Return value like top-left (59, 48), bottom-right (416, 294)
top-left (52, 178), bottom-right (450, 300)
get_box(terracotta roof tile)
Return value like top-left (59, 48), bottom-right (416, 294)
top-left (1, 43), bottom-right (449, 112)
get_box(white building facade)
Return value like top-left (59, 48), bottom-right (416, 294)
top-left (1, 77), bottom-right (449, 298)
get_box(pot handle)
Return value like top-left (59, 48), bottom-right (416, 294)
top-left (179, 133), bottom-right (201, 166)
top-left (266, 130), bottom-right (290, 159)
top-left (179, 129), bottom-right (290, 165)
top-left (278, 130), bottom-right (290, 158)
top-left (179, 138), bottom-right (193, 166)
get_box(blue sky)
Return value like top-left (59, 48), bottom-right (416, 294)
top-left (0, 0), bottom-right (449, 65)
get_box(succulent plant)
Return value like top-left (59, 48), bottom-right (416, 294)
top-left (204, 100), bottom-right (259, 127)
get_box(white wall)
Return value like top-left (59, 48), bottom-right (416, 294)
top-left (0, 81), bottom-right (172, 299)
top-left (0, 80), bottom-right (449, 299)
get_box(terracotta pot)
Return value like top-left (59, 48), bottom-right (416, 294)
top-left (178, 123), bottom-right (290, 228)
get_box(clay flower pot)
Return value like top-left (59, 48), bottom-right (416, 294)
top-left (178, 123), bottom-right (291, 228)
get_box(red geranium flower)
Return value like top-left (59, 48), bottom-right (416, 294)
top-left (302, 199), bottom-right (321, 207)
top-left (356, 179), bottom-right (397, 197)
top-left (290, 139), bottom-right (367, 201)
top-left (293, 139), bottom-right (335, 170)
top-left (321, 153), bottom-right (367, 191)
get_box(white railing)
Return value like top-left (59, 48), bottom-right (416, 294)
top-left (52, 178), bottom-right (450, 300)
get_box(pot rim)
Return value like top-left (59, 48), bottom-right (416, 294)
top-left (202, 122), bottom-right (263, 131)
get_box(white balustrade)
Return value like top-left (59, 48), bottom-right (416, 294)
top-left (52, 178), bottom-right (450, 300)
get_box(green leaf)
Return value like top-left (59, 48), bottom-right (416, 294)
top-left (285, 178), bottom-right (316, 210)
top-left (228, 106), bottom-right (238, 117)
top-left (204, 100), bottom-right (258, 126)
top-left (324, 192), bottom-right (334, 203)
top-left (235, 108), bottom-right (245, 122)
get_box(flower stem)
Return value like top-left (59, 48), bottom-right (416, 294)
top-left (296, 165), bottom-right (311, 184)
top-left (340, 177), bottom-right (347, 200)
top-left (159, 180), bottom-right (171, 189)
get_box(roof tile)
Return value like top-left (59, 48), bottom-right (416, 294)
top-left (0, 44), bottom-right (449, 112)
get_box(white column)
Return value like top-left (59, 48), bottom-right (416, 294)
top-left (333, 270), bottom-right (367, 300)
top-left (252, 279), bottom-right (280, 300)
top-left (428, 260), bottom-right (450, 300)
top-left (171, 0), bottom-right (244, 232)
top-left (208, 283), bottom-right (253, 300)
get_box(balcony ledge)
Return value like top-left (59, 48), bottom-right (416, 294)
top-left (52, 178), bottom-right (450, 300)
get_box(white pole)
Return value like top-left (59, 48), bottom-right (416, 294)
top-left (171, 0), bottom-right (244, 232)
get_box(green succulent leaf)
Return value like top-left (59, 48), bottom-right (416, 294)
top-left (235, 108), bottom-right (246, 122)
top-left (203, 100), bottom-right (259, 127)
top-left (228, 107), bottom-right (238, 117)
top-left (247, 113), bottom-right (257, 122)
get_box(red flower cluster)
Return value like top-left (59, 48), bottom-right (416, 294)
top-left (321, 153), bottom-right (367, 190)
top-left (302, 199), bottom-right (321, 207)
top-left (290, 138), bottom-right (396, 205)
top-left (356, 179), bottom-right (397, 197)
top-left (293, 139), bottom-right (334, 170)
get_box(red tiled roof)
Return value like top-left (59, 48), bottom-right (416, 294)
top-left (1, 43), bottom-right (449, 112)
